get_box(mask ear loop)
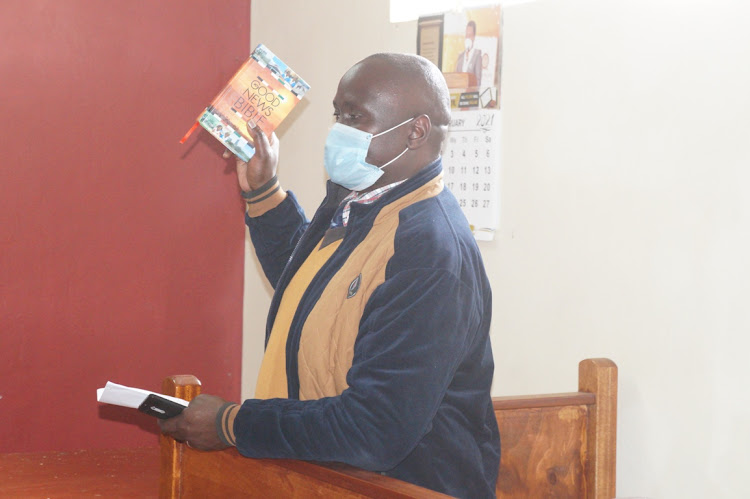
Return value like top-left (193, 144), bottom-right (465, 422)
top-left (372, 116), bottom-right (415, 138)
top-left (372, 116), bottom-right (416, 169)
top-left (378, 146), bottom-right (410, 170)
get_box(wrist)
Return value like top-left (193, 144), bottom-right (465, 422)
top-left (241, 175), bottom-right (278, 200)
top-left (242, 175), bottom-right (287, 217)
top-left (215, 402), bottom-right (240, 447)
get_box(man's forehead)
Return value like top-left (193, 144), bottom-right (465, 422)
top-left (335, 66), bottom-right (394, 107)
top-left (342, 62), bottom-right (385, 88)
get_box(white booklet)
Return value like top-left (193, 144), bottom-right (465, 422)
top-left (97, 381), bottom-right (188, 418)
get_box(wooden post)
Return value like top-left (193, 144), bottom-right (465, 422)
top-left (579, 358), bottom-right (617, 499)
top-left (159, 375), bottom-right (201, 499)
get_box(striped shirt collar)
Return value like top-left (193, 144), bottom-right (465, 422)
top-left (330, 180), bottom-right (406, 228)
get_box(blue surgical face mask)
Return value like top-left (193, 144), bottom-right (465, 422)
top-left (324, 117), bottom-right (414, 191)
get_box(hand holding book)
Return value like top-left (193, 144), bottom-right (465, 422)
top-left (158, 394), bottom-right (234, 451)
top-left (223, 122), bottom-right (279, 192)
top-left (98, 381), bottom-right (234, 450)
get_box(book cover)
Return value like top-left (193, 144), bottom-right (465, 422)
top-left (183, 44), bottom-right (310, 161)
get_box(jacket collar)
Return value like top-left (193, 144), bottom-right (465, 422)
top-left (345, 157), bottom-right (443, 221)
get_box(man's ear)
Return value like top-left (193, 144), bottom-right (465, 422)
top-left (406, 114), bottom-right (432, 149)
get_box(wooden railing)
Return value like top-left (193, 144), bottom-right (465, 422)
top-left (160, 358), bottom-right (617, 498)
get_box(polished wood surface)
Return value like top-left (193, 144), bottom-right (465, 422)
top-left (160, 375), bottom-right (202, 498)
top-left (580, 358), bottom-right (618, 499)
top-left (495, 359), bottom-right (617, 498)
top-left (159, 358), bottom-right (617, 498)
top-left (496, 404), bottom-right (588, 497)
top-left (0, 447), bottom-right (160, 498)
top-left (493, 391), bottom-right (596, 410)
top-left (175, 448), bottom-right (452, 499)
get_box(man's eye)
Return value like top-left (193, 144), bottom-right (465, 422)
top-left (333, 112), bottom-right (359, 123)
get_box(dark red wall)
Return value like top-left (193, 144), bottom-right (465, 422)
top-left (0, 0), bottom-right (250, 452)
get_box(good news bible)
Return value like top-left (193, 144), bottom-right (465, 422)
top-left (180, 44), bottom-right (310, 161)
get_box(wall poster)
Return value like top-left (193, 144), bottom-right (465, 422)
top-left (419, 5), bottom-right (503, 240)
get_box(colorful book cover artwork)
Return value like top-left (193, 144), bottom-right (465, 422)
top-left (191, 44), bottom-right (310, 162)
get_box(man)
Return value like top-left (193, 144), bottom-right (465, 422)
top-left (160, 53), bottom-right (500, 498)
top-left (455, 20), bottom-right (482, 87)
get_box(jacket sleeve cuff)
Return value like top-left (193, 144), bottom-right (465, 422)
top-left (215, 402), bottom-right (241, 447)
top-left (242, 176), bottom-right (287, 217)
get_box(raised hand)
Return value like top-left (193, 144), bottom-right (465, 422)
top-left (224, 122), bottom-right (279, 193)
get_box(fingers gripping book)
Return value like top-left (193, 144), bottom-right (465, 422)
top-left (181, 44), bottom-right (310, 161)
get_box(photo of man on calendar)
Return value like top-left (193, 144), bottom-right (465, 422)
top-left (454, 20), bottom-right (483, 87)
top-left (441, 6), bottom-right (502, 97)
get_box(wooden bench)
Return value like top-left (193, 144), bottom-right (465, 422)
top-left (0, 447), bottom-right (160, 498)
top-left (160, 358), bottom-right (617, 498)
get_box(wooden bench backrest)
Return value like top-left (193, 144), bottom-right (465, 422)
top-left (160, 358), bottom-right (616, 498)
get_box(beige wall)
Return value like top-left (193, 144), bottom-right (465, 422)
top-left (245, 1), bottom-right (750, 497)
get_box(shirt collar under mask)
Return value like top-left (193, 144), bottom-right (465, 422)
top-left (324, 117), bottom-right (414, 191)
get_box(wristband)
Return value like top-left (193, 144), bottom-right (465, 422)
top-left (241, 175), bottom-right (278, 200)
top-left (215, 402), bottom-right (240, 447)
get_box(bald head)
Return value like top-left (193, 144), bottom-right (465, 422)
top-left (362, 53), bottom-right (450, 119)
top-left (342, 53), bottom-right (451, 146)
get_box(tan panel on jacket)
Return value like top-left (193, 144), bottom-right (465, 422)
top-left (297, 175), bottom-right (444, 401)
top-left (255, 237), bottom-right (342, 400)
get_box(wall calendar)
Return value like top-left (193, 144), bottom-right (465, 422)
top-left (442, 109), bottom-right (502, 240)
